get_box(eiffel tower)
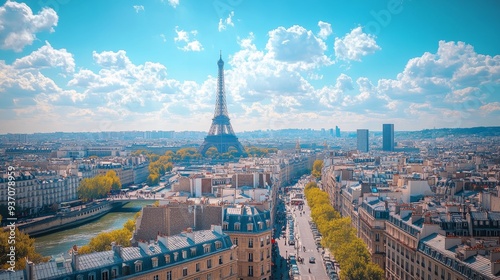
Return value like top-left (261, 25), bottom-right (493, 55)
top-left (198, 53), bottom-right (244, 155)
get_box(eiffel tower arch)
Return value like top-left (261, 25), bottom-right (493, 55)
top-left (199, 53), bottom-right (245, 155)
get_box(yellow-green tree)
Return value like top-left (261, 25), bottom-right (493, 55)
top-left (77, 173), bottom-right (115, 201)
top-left (105, 170), bottom-right (122, 191)
top-left (0, 228), bottom-right (50, 270)
top-left (312, 159), bottom-right (324, 178)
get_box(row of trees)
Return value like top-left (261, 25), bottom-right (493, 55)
top-left (304, 182), bottom-right (384, 280)
top-left (77, 170), bottom-right (121, 201)
top-left (78, 213), bottom-right (138, 254)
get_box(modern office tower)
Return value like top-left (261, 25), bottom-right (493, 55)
top-left (335, 126), bottom-right (341, 137)
top-left (357, 129), bottom-right (369, 152)
top-left (382, 124), bottom-right (394, 151)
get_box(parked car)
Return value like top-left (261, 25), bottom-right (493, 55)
top-left (309, 257), bottom-right (316, 263)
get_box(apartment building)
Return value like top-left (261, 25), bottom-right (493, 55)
top-left (7, 226), bottom-right (237, 280)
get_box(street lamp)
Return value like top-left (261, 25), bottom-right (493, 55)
top-left (286, 250), bottom-right (288, 260)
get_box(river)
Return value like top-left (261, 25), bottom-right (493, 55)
top-left (34, 201), bottom-right (151, 257)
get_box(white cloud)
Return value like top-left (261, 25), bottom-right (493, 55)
top-left (334, 27), bottom-right (381, 61)
top-left (13, 41), bottom-right (75, 73)
top-left (92, 50), bottom-right (132, 69)
top-left (317, 21), bottom-right (332, 39)
top-left (480, 102), bottom-right (500, 113)
top-left (266, 25), bottom-right (333, 69)
top-left (174, 27), bottom-right (203, 52)
top-left (164, 0), bottom-right (179, 8)
top-left (133, 5), bottom-right (144, 13)
top-left (218, 11), bottom-right (235, 32)
top-left (0, 1), bottom-right (58, 52)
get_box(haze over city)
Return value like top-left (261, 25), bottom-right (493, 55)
top-left (1, 0), bottom-right (499, 133)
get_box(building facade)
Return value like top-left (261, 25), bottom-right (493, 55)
top-left (383, 124), bottom-right (395, 152)
top-left (357, 129), bottom-right (369, 152)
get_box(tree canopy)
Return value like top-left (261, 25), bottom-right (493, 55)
top-left (312, 159), bottom-right (324, 178)
top-left (304, 177), bottom-right (384, 280)
top-left (77, 171), bottom-right (122, 201)
top-left (0, 228), bottom-right (49, 270)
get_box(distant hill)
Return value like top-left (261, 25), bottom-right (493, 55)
top-left (396, 126), bottom-right (500, 139)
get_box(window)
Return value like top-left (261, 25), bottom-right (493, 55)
top-left (375, 233), bottom-right (380, 242)
top-left (233, 237), bottom-right (238, 246)
top-left (207, 274), bottom-right (212, 280)
top-left (204, 244), bottom-right (211, 253)
top-left (230, 253), bottom-right (234, 260)
top-left (191, 247), bottom-right (197, 257)
top-left (219, 256), bottom-right (223, 264)
top-left (248, 253), bottom-right (253, 262)
top-left (76, 275), bottom-right (83, 280)
top-left (260, 237), bottom-right (264, 247)
top-left (152, 257), bottom-right (158, 268)
top-left (230, 265), bottom-right (233, 275)
top-left (215, 241), bottom-right (222, 249)
top-left (223, 222), bottom-right (228, 230)
top-left (247, 223), bottom-right (253, 231)
top-left (182, 267), bottom-right (188, 277)
top-left (248, 238), bottom-right (254, 248)
top-left (260, 251), bottom-right (264, 261)
top-left (134, 261), bottom-right (142, 272)
top-left (101, 270), bottom-right (109, 280)
top-left (173, 252), bottom-right (179, 261)
top-left (88, 274), bottom-right (95, 280)
top-left (234, 223), bottom-right (240, 231)
top-left (196, 263), bottom-right (200, 272)
top-left (248, 265), bottom-right (254, 276)
top-left (266, 235), bottom-right (270, 245)
top-left (111, 268), bottom-right (118, 278)
top-left (165, 254), bottom-right (171, 263)
top-left (166, 271), bottom-right (172, 280)
top-left (261, 264), bottom-right (264, 275)
top-left (182, 250), bottom-right (187, 259)
top-left (207, 259), bottom-right (212, 269)
top-left (153, 275), bottom-right (159, 280)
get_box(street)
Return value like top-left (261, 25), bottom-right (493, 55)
top-left (272, 183), bottom-right (329, 280)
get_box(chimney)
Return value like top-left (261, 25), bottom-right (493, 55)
top-left (186, 227), bottom-right (195, 242)
top-left (491, 248), bottom-right (500, 276)
top-left (25, 260), bottom-right (35, 280)
top-left (211, 225), bottom-right (223, 235)
top-left (158, 234), bottom-right (168, 248)
top-left (71, 250), bottom-right (79, 271)
top-left (111, 242), bottom-right (122, 257)
top-left (444, 235), bottom-right (462, 250)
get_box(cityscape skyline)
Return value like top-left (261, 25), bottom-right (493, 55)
top-left (1, 1), bottom-right (500, 134)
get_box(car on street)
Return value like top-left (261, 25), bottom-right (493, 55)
top-left (309, 257), bottom-right (316, 263)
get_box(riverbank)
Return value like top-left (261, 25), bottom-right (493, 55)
top-left (34, 201), bottom-right (150, 257)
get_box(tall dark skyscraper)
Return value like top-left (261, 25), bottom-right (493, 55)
top-left (357, 129), bottom-right (369, 152)
top-left (383, 124), bottom-right (394, 151)
top-left (335, 126), bottom-right (341, 137)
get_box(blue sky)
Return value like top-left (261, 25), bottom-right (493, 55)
top-left (1, 0), bottom-right (499, 133)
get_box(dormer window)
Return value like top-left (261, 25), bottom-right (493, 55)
top-left (215, 241), bottom-right (222, 250)
top-left (152, 257), bottom-right (158, 268)
top-left (234, 222), bottom-right (240, 231)
top-left (182, 250), bottom-right (187, 259)
top-left (190, 247), bottom-right (197, 257)
top-left (223, 222), bottom-right (228, 230)
top-left (247, 223), bottom-right (253, 231)
top-left (173, 252), bottom-right (179, 261)
top-left (134, 260), bottom-right (142, 272)
top-left (203, 244), bottom-right (211, 253)
top-left (165, 254), bottom-right (171, 263)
